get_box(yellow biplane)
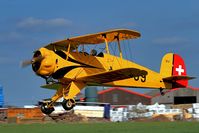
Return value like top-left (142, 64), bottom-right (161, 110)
top-left (22, 29), bottom-right (194, 114)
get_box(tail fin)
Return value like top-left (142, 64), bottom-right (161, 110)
top-left (160, 53), bottom-right (192, 88)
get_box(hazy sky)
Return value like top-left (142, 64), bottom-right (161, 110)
top-left (0, 0), bottom-right (199, 106)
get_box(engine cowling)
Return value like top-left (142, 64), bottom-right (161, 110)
top-left (32, 48), bottom-right (56, 76)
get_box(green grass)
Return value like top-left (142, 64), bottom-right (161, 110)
top-left (0, 122), bottom-right (199, 133)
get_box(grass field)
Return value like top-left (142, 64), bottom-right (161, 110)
top-left (0, 122), bottom-right (199, 133)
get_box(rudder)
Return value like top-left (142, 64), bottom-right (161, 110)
top-left (160, 53), bottom-right (188, 88)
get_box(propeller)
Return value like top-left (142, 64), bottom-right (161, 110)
top-left (21, 55), bottom-right (44, 68)
top-left (21, 59), bottom-right (32, 68)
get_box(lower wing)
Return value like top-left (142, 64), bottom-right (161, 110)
top-left (76, 68), bottom-right (148, 84)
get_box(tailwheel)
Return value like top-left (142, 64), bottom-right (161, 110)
top-left (62, 98), bottom-right (76, 110)
top-left (40, 102), bottom-right (54, 115)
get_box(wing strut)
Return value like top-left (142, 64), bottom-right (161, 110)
top-left (102, 34), bottom-right (110, 54)
top-left (116, 35), bottom-right (123, 59)
top-left (66, 42), bottom-right (71, 60)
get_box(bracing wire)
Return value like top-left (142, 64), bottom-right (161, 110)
top-left (128, 39), bottom-right (133, 61)
top-left (109, 42), bottom-right (123, 68)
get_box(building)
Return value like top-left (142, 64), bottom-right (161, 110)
top-left (0, 84), bottom-right (4, 107)
top-left (98, 87), bottom-right (151, 105)
top-left (148, 87), bottom-right (199, 104)
top-left (98, 86), bottom-right (199, 105)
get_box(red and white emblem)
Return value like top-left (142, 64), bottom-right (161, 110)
top-left (175, 65), bottom-right (184, 76)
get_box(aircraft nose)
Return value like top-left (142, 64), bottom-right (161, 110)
top-left (32, 50), bottom-right (43, 72)
top-left (32, 47), bottom-right (56, 76)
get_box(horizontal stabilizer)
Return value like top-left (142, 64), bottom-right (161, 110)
top-left (41, 83), bottom-right (62, 90)
top-left (163, 75), bottom-right (196, 82)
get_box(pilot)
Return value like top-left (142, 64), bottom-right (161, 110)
top-left (90, 49), bottom-right (97, 56)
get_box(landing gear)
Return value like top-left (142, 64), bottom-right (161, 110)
top-left (39, 81), bottom-right (83, 114)
top-left (62, 99), bottom-right (76, 110)
top-left (40, 102), bottom-right (54, 115)
top-left (160, 88), bottom-right (165, 96)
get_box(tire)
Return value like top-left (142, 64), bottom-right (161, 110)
top-left (62, 99), bottom-right (75, 110)
top-left (40, 103), bottom-right (54, 115)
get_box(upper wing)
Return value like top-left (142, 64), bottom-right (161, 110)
top-left (44, 29), bottom-right (141, 50)
top-left (76, 68), bottom-right (147, 84)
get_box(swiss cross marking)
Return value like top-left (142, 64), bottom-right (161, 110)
top-left (175, 65), bottom-right (184, 75)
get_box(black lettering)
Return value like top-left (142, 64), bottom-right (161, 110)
top-left (130, 69), bottom-right (148, 82)
top-left (141, 75), bottom-right (146, 82)
top-left (134, 76), bottom-right (139, 81)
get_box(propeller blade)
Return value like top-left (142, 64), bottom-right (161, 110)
top-left (34, 55), bottom-right (44, 63)
top-left (21, 60), bottom-right (32, 68)
top-left (21, 55), bottom-right (44, 68)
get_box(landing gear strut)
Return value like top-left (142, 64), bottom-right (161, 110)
top-left (62, 99), bottom-right (76, 110)
top-left (160, 88), bottom-right (165, 96)
top-left (40, 81), bottom-right (84, 114)
top-left (40, 102), bottom-right (54, 115)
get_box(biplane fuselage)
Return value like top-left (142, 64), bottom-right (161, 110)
top-left (37, 47), bottom-right (171, 89)
top-left (25, 29), bottom-right (193, 114)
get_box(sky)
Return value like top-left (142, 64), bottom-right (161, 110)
top-left (0, 0), bottom-right (199, 106)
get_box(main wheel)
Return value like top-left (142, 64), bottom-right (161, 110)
top-left (40, 103), bottom-right (54, 115)
top-left (62, 99), bottom-right (75, 110)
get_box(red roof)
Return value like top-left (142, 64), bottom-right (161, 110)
top-left (188, 86), bottom-right (199, 91)
top-left (152, 86), bottom-right (199, 97)
top-left (98, 87), bottom-right (152, 99)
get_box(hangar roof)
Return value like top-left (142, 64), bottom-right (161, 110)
top-left (146, 86), bottom-right (199, 98)
top-left (98, 87), bottom-right (152, 99)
